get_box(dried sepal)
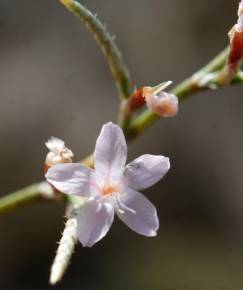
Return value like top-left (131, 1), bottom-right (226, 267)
top-left (45, 137), bottom-right (74, 169)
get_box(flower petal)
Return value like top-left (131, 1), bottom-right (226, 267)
top-left (115, 188), bottom-right (159, 237)
top-left (77, 198), bottom-right (114, 247)
top-left (94, 122), bottom-right (127, 184)
top-left (45, 163), bottom-right (98, 197)
top-left (124, 154), bottom-right (170, 190)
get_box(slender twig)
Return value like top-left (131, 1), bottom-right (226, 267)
top-left (231, 70), bottom-right (243, 83)
top-left (126, 49), bottom-right (243, 139)
top-left (0, 153), bottom-right (93, 215)
top-left (0, 182), bottom-right (54, 214)
top-left (60, 0), bottom-right (131, 99)
top-left (197, 46), bottom-right (229, 74)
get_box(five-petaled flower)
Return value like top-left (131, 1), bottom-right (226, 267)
top-left (45, 122), bottom-right (170, 247)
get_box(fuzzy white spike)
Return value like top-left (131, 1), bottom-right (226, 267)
top-left (50, 217), bottom-right (78, 285)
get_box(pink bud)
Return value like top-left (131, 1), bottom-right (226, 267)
top-left (143, 82), bottom-right (178, 117)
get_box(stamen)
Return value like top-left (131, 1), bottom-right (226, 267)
top-left (116, 195), bottom-right (136, 215)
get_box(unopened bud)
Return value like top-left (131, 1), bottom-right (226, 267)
top-left (45, 137), bottom-right (73, 169)
top-left (237, 1), bottom-right (243, 31)
top-left (219, 1), bottom-right (243, 85)
top-left (143, 81), bottom-right (178, 117)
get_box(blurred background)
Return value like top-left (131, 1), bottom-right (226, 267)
top-left (0, 0), bottom-right (243, 289)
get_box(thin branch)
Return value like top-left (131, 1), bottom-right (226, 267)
top-left (231, 70), bottom-right (243, 83)
top-left (0, 182), bottom-right (54, 214)
top-left (126, 48), bottom-right (243, 139)
top-left (60, 0), bottom-right (131, 99)
top-left (198, 46), bottom-right (229, 74)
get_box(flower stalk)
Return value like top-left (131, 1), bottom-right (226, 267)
top-left (126, 50), bottom-right (243, 140)
top-left (60, 0), bottom-right (131, 99)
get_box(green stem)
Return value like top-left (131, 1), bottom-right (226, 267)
top-left (169, 46), bottom-right (230, 101)
top-left (60, 0), bottom-right (131, 99)
top-left (0, 182), bottom-right (54, 214)
top-left (231, 70), bottom-right (243, 84)
top-left (126, 47), bottom-right (242, 140)
top-left (198, 46), bottom-right (229, 74)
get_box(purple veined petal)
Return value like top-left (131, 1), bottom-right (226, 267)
top-left (115, 188), bottom-right (159, 237)
top-left (45, 163), bottom-right (99, 197)
top-left (124, 154), bottom-right (170, 190)
top-left (77, 198), bottom-right (114, 247)
top-left (94, 122), bottom-right (127, 184)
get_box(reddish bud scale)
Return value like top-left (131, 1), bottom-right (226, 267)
top-left (129, 88), bottom-right (146, 111)
top-left (228, 31), bottom-right (243, 67)
top-left (44, 164), bottom-right (50, 174)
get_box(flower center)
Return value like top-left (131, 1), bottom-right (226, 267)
top-left (101, 185), bottom-right (118, 196)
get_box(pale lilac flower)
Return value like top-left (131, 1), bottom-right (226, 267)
top-left (45, 137), bottom-right (73, 167)
top-left (46, 123), bottom-right (170, 247)
top-left (143, 81), bottom-right (179, 117)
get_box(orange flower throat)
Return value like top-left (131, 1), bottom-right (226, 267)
top-left (101, 185), bottom-right (118, 196)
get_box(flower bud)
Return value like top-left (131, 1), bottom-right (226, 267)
top-left (218, 1), bottom-right (243, 85)
top-left (143, 81), bottom-right (178, 117)
top-left (237, 1), bottom-right (243, 31)
top-left (45, 137), bottom-right (73, 170)
top-left (229, 1), bottom-right (243, 45)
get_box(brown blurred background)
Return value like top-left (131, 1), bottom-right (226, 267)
top-left (1, 0), bottom-right (243, 289)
